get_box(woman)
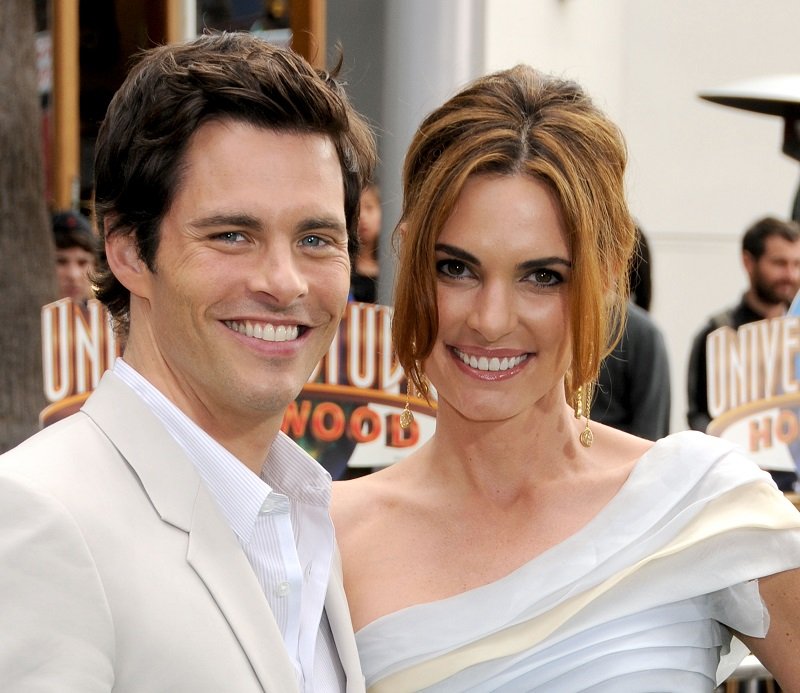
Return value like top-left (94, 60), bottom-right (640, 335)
top-left (332, 66), bottom-right (800, 691)
top-left (350, 182), bottom-right (382, 303)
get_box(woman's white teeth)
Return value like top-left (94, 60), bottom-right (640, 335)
top-left (226, 320), bottom-right (299, 342)
top-left (455, 349), bottom-right (527, 372)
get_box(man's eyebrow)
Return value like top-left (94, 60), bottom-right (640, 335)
top-left (189, 213), bottom-right (347, 235)
top-left (298, 216), bottom-right (348, 235)
top-left (190, 213), bottom-right (262, 230)
top-left (435, 243), bottom-right (572, 270)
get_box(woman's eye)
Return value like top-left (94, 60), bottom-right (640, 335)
top-left (436, 259), bottom-right (472, 279)
top-left (530, 269), bottom-right (562, 286)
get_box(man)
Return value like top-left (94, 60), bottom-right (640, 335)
top-left (0, 33), bottom-right (375, 692)
top-left (52, 209), bottom-right (96, 304)
top-left (687, 217), bottom-right (800, 477)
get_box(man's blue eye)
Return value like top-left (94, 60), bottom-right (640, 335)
top-left (217, 231), bottom-right (245, 243)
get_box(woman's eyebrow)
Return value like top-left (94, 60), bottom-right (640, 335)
top-left (518, 256), bottom-right (573, 272)
top-left (435, 243), bottom-right (480, 265)
top-left (436, 243), bottom-right (573, 272)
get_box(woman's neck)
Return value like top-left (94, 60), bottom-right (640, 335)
top-left (426, 400), bottom-right (587, 497)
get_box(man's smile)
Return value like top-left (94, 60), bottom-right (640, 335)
top-left (224, 320), bottom-right (303, 342)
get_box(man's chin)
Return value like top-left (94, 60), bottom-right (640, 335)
top-left (756, 287), bottom-right (796, 307)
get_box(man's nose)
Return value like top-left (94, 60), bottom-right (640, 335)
top-left (248, 244), bottom-right (309, 306)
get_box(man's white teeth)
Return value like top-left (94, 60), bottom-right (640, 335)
top-left (454, 349), bottom-right (528, 372)
top-left (225, 320), bottom-right (299, 342)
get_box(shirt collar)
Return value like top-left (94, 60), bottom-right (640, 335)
top-left (112, 358), bottom-right (331, 542)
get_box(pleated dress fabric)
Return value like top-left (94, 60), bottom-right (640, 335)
top-left (356, 431), bottom-right (800, 692)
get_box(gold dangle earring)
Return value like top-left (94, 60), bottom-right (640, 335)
top-left (574, 384), bottom-right (594, 448)
top-left (400, 379), bottom-right (415, 429)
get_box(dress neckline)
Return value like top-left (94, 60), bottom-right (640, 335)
top-left (356, 430), bottom-right (727, 637)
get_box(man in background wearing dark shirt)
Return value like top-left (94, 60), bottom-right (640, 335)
top-left (687, 216), bottom-right (800, 488)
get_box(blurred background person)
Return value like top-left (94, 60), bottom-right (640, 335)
top-left (594, 227), bottom-right (671, 440)
top-left (688, 216), bottom-right (800, 434)
top-left (52, 209), bottom-right (96, 305)
top-left (350, 181), bottom-right (381, 303)
top-left (687, 216), bottom-right (800, 491)
top-left (628, 224), bottom-right (653, 312)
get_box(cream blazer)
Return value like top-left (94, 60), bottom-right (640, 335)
top-left (0, 372), bottom-right (364, 692)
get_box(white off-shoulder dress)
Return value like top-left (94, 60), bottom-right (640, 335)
top-left (356, 431), bottom-right (800, 692)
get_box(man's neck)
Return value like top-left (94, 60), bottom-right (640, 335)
top-left (743, 289), bottom-right (788, 320)
top-left (116, 355), bottom-right (279, 475)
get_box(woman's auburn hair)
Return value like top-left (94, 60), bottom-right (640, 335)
top-left (392, 65), bottom-right (636, 404)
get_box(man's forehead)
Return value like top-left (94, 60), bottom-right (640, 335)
top-left (762, 235), bottom-right (800, 258)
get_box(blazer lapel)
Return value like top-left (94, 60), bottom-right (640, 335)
top-left (325, 548), bottom-right (366, 692)
top-left (187, 490), bottom-right (299, 692)
top-left (82, 372), bottom-right (299, 692)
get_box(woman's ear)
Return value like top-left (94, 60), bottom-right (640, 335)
top-left (104, 224), bottom-right (152, 299)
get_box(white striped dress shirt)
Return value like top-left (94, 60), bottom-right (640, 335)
top-left (114, 358), bottom-right (345, 691)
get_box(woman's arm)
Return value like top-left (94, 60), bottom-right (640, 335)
top-left (739, 568), bottom-right (800, 691)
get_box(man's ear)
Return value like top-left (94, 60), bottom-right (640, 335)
top-left (742, 250), bottom-right (756, 277)
top-left (105, 225), bottom-right (152, 299)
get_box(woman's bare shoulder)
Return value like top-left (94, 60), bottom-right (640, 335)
top-left (591, 422), bottom-right (656, 471)
top-left (331, 461), bottom-right (418, 534)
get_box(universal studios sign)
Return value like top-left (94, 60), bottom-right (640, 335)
top-left (39, 298), bottom-right (436, 477)
top-left (705, 308), bottom-right (800, 476)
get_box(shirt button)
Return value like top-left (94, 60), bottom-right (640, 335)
top-left (275, 581), bottom-right (290, 597)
